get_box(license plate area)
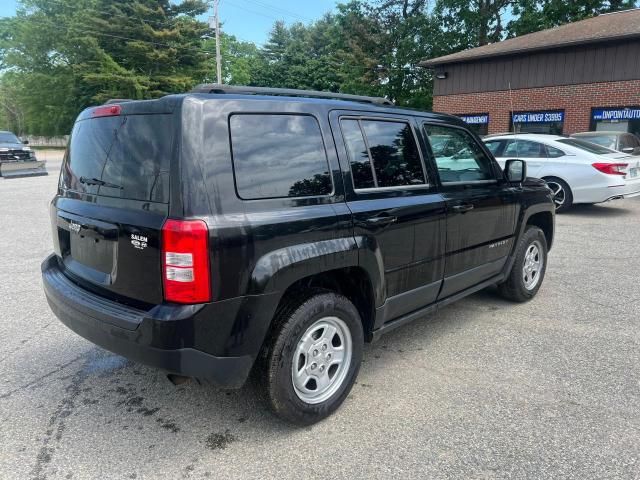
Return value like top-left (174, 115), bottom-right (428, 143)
top-left (629, 167), bottom-right (638, 178)
top-left (69, 234), bottom-right (115, 274)
top-left (57, 212), bottom-right (119, 285)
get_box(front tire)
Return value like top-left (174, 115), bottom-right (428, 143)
top-left (261, 290), bottom-right (364, 425)
top-left (497, 226), bottom-right (548, 302)
top-left (543, 177), bottom-right (573, 213)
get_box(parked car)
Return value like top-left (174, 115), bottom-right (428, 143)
top-left (0, 130), bottom-right (47, 178)
top-left (42, 85), bottom-right (554, 425)
top-left (571, 131), bottom-right (640, 155)
top-left (484, 133), bottom-right (640, 212)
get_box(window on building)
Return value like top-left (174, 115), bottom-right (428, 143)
top-left (342, 119), bottom-right (426, 189)
top-left (230, 114), bottom-right (332, 199)
top-left (424, 124), bottom-right (496, 184)
top-left (591, 107), bottom-right (640, 139)
top-left (511, 110), bottom-right (564, 135)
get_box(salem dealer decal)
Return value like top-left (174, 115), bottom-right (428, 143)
top-left (592, 108), bottom-right (640, 121)
top-left (512, 111), bottom-right (564, 123)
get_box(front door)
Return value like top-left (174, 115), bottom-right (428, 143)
top-left (422, 123), bottom-right (519, 299)
top-left (330, 112), bottom-right (446, 326)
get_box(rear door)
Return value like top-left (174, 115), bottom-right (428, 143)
top-left (501, 139), bottom-right (549, 178)
top-left (330, 111), bottom-right (446, 325)
top-left (422, 123), bottom-right (518, 299)
top-left (52, 108), bottom-right (176, 306)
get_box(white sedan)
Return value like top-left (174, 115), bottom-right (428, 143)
top-left (484, 134), bottom-right (640, 212)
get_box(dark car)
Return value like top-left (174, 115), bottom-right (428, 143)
top-left (0, 130), bottom-right (47, 178)
top-left (42, 85), bottom-right (555, 424)
top-left (571, 131), bottom-right (640, 155)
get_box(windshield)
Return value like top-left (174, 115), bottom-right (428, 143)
top-left (557, 138), bottom-right (618, 155)
top-left (0, 132), bottom-right (21, 144)
top-left (576, 135), bottom-right (616, 150)
top-left (61, 114), bottom-right (174, 203)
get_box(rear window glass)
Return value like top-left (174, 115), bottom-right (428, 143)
top-left (557, 138), bottom-right (617, 154)
top-left (230, 114), bottom-right (332, 199)
top-left (62, 115), bottom-right (173, 203)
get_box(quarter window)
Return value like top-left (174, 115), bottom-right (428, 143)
top-left (230, 114), bottom-right (332, 199)
top-left (341, 118), bottom-right (426, 189)
top-left (545, 145), bottom-right (565, 158)
top-left (423, 124), bottom-right (495, 184)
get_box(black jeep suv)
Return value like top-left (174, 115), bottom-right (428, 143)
top-left (42, 85), bottom-right (554, 424)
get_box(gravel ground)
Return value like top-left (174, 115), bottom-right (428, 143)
top-left (1, 153), bottom-right (639, 479)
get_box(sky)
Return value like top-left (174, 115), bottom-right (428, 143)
top-left (0, 0), bottom-right (340, 46)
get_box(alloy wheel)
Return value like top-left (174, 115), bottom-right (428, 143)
top-left (546, 181), bottom-right (565, 210)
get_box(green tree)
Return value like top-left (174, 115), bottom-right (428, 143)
top-left (508, 0), bottom-right (639, 36)
top-left (0, 0), bottom-right (211, 135)
top-left (434, 0), bottom-right (514, 48)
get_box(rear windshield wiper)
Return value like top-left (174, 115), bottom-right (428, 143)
top-left (79, 176), bottom-right (123, 189)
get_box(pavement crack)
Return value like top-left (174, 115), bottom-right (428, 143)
top-left (0, 352), bottom-right (87, 400)
top-left (29, 359), bottom-right (89, 480)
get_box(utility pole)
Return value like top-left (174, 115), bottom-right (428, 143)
top-left (213, 0), bottom-right (222, 84)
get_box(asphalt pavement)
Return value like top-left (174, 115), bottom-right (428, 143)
top-left (1, 153), bottom-right (639, 479)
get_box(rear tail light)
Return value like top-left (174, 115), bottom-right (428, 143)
top-left (161, 219), bottom-right (211, 304)
top-left (592, 163), bottom-right (628, 176)
top-left (91, 104), bottom-right (121, 118)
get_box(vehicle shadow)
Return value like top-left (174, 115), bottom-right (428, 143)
top-left (562, 203), bottom-right (634, 218)
top-left (25, 287), bottom-right (512, 462)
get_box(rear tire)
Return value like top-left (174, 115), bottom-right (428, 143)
top-left (543, 177), bottom-right (573, 213)
top-left (497, 226), bottom-right (548, 303)
top-left (260, 290), bottom-right (364, 425)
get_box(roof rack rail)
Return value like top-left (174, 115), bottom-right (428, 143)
top-left (189, 84), bottom-right (394, 106)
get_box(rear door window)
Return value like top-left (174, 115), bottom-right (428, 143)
top-left (230, 114), bottom-right (332, 199)
top-left (503, 140), bottom-right (547, 158)
top-left (340, 118), bottom-right (426, 190)
top-left (62, 114), bottom-right (173, 203)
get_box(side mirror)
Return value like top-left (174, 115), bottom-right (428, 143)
top-left (621, 147), bottom-right (634, 154)
top-left (505, 159), bottom-right (527, 183)
top-left (22, 139), bottom-right (29, 145)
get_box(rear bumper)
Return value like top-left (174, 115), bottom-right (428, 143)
top-left (41, 254), bottom-right (256, 388)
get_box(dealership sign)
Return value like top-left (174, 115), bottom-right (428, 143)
top-left (459, 114), bottom-right (489, 125)
top-left (512, 111), bottom-right (564, 124)
top-left (592, 108), bottom-right (640, 121)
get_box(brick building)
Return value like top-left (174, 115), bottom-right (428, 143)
top-left (421, 9), bottom-right (640, 137)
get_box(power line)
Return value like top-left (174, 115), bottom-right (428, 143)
top-left (242, 0), bottom-right (312, 22)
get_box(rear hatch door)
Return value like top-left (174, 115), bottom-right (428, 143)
top-left (53, 105), bottom-right (177, 307)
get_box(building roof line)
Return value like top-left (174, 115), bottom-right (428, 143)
top-left (421, 8), bottom-right (640, 67)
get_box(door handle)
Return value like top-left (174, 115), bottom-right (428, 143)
top-left (452, 204), bottom-right (474, 213)
top-left (358, 215), bottom-right (398, 228)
